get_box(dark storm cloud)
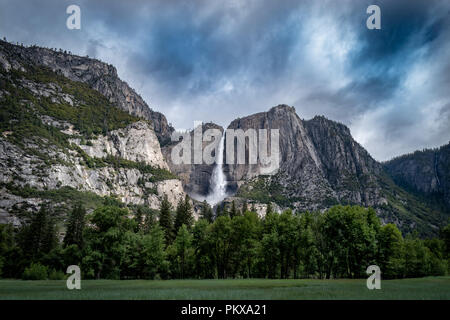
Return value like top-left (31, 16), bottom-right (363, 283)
top-left (125, 0), bottom-right (304, 95)
top-left (0, 0), bottom-right (449, 160)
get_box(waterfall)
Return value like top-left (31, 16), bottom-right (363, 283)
top-left (206, 135), bottom-right (227, 206)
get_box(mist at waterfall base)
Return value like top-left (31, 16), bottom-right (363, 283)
top-left (190, 135), bottom-right (228, 207)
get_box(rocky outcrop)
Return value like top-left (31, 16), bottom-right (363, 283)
top-left (162, 123), bottom-right (223, 197)
top-left (220, 196), bottom-right (282, 219)
top-left (219, 105), bottom-right (449, 235)
top-left (0, 40), bottom-right (186, 224)
top-left (72, 121), bottom-right (169, 170)
top-left (226, 105), bottom-right (386, 210)
top-left (0, 40), bottom-right (174, 143)
top-left (384, 143), bottom-right (450, 208)
top-left (0, 121), bottom-right (185, 215)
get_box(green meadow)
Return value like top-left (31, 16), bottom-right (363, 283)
top-left (0, 277), bottom-right (449, 300)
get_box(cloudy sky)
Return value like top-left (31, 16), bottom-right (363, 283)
top-left (1, 0), bottom-right (449, 161)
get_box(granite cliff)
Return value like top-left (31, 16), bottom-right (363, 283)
top-left (0, 40), bottom-right (174, 144)
top-left (0, 40), bottom-right (184, 225)
top-left (385, 143), bottom-right (450, 209)
top-left (222, 105), bottom-right (448, 236)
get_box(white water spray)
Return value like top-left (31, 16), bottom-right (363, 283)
top-left (206, 135), bottom-right (227, 206)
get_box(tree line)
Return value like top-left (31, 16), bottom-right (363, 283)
top-left (0, 196), bottom-right (449, 280)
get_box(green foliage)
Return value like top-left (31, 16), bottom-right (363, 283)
top-left (200, 200), bottom-right (214, 223)
top-left (320, 205), bottom-right (379, 278)
top-left (1, 65), bottom-right (140, 145)
top-left (237, 176), bottom-right (291, 206)
top-left (64, 203), bottom-right (86, 248)
top-left (0, 224), bottom-right (15, 278)
top-left (207, 215), bottom-right (234, 278)
top-left (170, 224), bottom-right (194, 279)
top-left (174, 195), bottom-right (194, 232)
top-left (48, 269), bottom-right (66, 280)
top-left (266, 202), bottom-right (273, 215)
top-left (133, 205), bottom-right (158, 234)
top-left (22, 263), bottom-right (48, 280)
top-left (2, 184), bottom-right (108, 213)
top-left (376, 173), bottom-right (448, 237)
top-left (192, 219), bottom-right (214, 279)
top-left (230, 211), bottom-right (261, 278)
top-left (142, 224), bottom-right (169, 279)
top-left (18, 204), bottom-right (57, 261)
top-left (441, 223), bottom-right (450, 259)
top-left (2, 202), bottom-right (449, 280)
top-left (378, 223), bottom-right (404, 278)
top-left (237, 171), bottom-right (449, 238)
top-left (159, 194), bottom-right (174, 243)
top-left (241, 200), bottom-right (249, 215)
top-left (82, 205), bottom-right (135, 279)
top-left (230, 200), bottom-right (238, 218)
top-left (74, 149), bottom-right (177, 182)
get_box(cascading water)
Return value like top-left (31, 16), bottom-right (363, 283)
top-left (206, 135), bottom-right (227, 206)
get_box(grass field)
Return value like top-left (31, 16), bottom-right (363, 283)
top-left (0, 277), bottom-right (449, 300)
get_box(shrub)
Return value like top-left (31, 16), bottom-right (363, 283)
top-left (22, 263), bottom-right (48, 280)
top-left (48, 269), bottom-right (66, 280)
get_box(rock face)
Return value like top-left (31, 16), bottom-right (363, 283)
top-left (0, 40), bottom-right (185, 224)
top-left (384, 143), bottom-right (450, 208)
top-left (0, 121), bottom-right (185, 223)
top-left (162, 123), bottom-right (223, 197)
top-left (222, 105), bottom-right (448, 235)
top-left (226, 105), bottom-right (385, 210)
top-left (0, 40), bottom-right (174, 144)
top-left (73, 121), bottom-right (169, 170)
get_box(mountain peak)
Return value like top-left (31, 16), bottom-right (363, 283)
top-left (269, 104), bottom-right (296, 113)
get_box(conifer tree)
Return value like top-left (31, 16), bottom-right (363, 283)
top-left (22, 203), bottom-right (57, 260)
top-left (159, 194), bottom-right (173, 243)
top-left (230, 200), bottom-right (238, 218)
top-left (175, 195), bottom-right (194, 231)
top-left (174, 224), bottom-right (193, 279)
top-left (64, 203), bottom-right (86, 248)
top-left (200, 200), bottom-right (214, 223)
top-left (266, 202), bottom-right (273, 215)
top-left (242, 200), bottom-right (248, 215)
top-left (134, 206), bottom-right (144, 233)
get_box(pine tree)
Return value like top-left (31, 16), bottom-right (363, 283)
top-left (22, 203), bottom-right (56, 260)
top-left (215, 205), bottom-right (222, 219)
top-left (266, 202), bottom-right (273, 215)
top-left (134, 206), bottom-right (144, 233)
top-left (200, 200), bottom-right (214, 223)
top-left (175, 195), bottom-right (194, 232)
top-left (251, 202), bottom-right (256, 213)
top-left (174, 198), bottom-right (185, 233)
top-left (242, 200), bottom-right (248, 215)
top-left (230, 200), bottom-right (238, 218)
top-left (143, 210), bottom-right (156, 234)
top-left (159, 194), bottom-right (173, 243)
top-left (142, 224), bottom-right (168, 279)
top-left (221, 204), bottom-right (229, 218)
top-left (42, 219), bottom-right (57, 254)
top-left (174, 224), bottom-right (193, 279)
top-left (64, 203), bottom-right (86, 248)
top-left (183, 195), bottom-right (194, 228)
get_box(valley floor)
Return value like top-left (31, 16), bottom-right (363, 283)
top-left (0, 277), bottom-right (449, 300)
